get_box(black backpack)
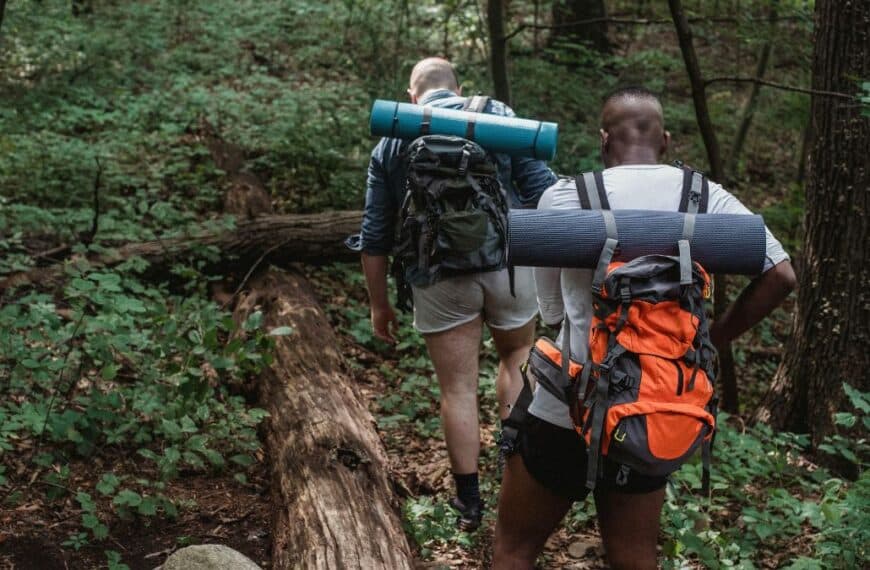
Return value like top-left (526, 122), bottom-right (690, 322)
top-left (391, 96), bottom-right (510, 310)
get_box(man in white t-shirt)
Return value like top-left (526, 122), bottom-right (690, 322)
top-left (492, 87), bottom-right (796, 569)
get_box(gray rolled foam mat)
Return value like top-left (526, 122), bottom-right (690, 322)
top-left (508, 209), bottom-right (766, 275)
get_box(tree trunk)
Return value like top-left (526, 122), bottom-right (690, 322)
top-left (0, 0), bottom-right (7, 35)
top-left (487, 0), bottom-right (512, 105)
top-left (549, 0), bottom-right (611, 53)
top-left (0, 212), bottom-right (363, 292)
top-left (726, 0), bottom-right (778, 176)
top-left (668, 0), bottom-right (739, 414)
top-left (71, 0), bottom-right (92, 17)
top-left (755, 0), bottom-right (869, 443)
top-left (234, 270), bottom-right (414, 569)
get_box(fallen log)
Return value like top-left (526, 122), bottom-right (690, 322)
top-left (1, 211), bottom-right (362, 292)
top-left (234, 268), bottom-right (414, 570)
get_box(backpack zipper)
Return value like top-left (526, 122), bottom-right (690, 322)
top-left (674, 361), bottom-right (684, 396)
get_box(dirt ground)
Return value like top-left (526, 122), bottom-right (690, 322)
top-left (0, 466), bottom-right (272, 570)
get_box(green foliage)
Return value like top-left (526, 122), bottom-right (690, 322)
top-left (0, 260), bottom-right (273, 547)
top-left (105, 550), bottom-right (131, 570)
top-left (403, 496), bottom-right (473, 557)
top-left (817, 384), bottom-right (870, 468)
top-left (660, 387), bottom-right (869, 569)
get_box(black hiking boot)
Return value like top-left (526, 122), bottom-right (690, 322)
top-left (450, 497), bottom-right (483, 531)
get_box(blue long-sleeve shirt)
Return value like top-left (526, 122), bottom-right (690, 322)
top-left (358, 89), bottom-right (558, 255)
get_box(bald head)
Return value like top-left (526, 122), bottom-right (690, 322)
top-left (409, 57), bottom-right (460, 101)
top-left (599, 87), bottom-right (669, 167)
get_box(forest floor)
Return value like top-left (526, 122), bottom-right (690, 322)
top-left (0, 461), bottom-right (272, 569)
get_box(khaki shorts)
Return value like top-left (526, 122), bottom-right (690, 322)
top-left (411, 267), bottom-right (538, 334)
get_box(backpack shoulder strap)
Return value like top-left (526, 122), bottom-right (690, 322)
top-left (574, 171), bottom-right (610, 210)
top-left (461, 95), bottom-right (490, 141)
top-left (676, 165), bottom-right (708, 284)
top-left (574, 171), bottom-right (617, 294)
top-left (678, 166), bottom-right (709, 214)
top-left (462, 95), bottom-right (490, 113)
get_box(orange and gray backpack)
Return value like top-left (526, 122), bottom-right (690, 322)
top-left (504, 167), bottom-right (719, 491)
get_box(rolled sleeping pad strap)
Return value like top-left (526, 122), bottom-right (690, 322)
top-left (370, 99), bottom-right (558, 160)
top-left (507, 209), bottom-right (766, 275)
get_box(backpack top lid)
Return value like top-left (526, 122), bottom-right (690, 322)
top-left (405, 135), bottom-right (496, 177)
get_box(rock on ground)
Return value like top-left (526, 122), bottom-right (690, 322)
top-left (160, 544), bottom-right (263, 570)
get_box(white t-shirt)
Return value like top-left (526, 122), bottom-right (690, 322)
top-left (528, 164), bottom-right (791, 429)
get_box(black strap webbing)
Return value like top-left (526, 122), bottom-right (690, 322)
top-left (575, 171), bottom-right (610, 211)
top-left (420, 107), bottom-right (432, 136)
top-left (678, 167), bottom-right (709, 214)
top-left (462, 95), bottom-right (490, 141)
top-left (463, 95), bottom-right (490, 113)
top-left (575, 174), bottom-right (591, 209)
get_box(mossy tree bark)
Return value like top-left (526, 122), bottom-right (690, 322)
top-left (755, 0), bottom-right (869, 443)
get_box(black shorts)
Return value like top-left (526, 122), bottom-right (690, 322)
top-left (516, 414), bottom-right (668, 501)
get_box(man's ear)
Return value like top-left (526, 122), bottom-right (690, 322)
top-left (457, 85), bottom-right (463, 96)
top-left (409, 89), bottom-right (418, 104)
top-left (661, 130), bottom-right (671, 156)
top-left (599, 129), bottom-right (609, 153)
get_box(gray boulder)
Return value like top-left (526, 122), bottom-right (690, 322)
top-left (161, 544), bottom-right (263, 570)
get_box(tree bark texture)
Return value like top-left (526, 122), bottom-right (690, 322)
top-left (0, 212), bottom-right (363, 292)
top-left (234, 270), bottom-right (414, 569)
top-left (487, 0), bottom-right (512, 106)
top-left (668, 0), bottom-right (739, 413)
top-left (550, 0), bottom-right (611, 53)
top-left (756, 0), bottom-right (869, 441)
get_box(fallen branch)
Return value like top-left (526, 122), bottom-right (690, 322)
top-left (504, 14), bottom-right (807, 41)
top-left (1, 211), bottom-right (363, 292)
top-left (704, 76), bottom-right (855, 99)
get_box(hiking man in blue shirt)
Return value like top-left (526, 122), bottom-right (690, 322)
top-left (357, 57), bottom-right (557, 529)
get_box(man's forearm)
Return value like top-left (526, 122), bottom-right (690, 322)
top-left (709, 260), bottom-right (797, 349)
top-left (361, 252), bottom-right (391, 309)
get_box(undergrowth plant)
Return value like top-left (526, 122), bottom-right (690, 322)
top-left (0, 258), bottom-right (285, 553)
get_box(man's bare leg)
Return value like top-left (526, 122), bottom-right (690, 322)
top-left (424, 316), bottom-right (483, 474)
top-left (595, 486), bottom-right (666, 569)
top-left (489, 318), bottom-right (536, 420)
top-left (493, 454), bottom-right (573, 568)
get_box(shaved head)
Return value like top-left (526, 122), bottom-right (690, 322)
top-left (409, 57), bottom-right (460, 101)
top-left (599, 87), bottom-right (669, 167)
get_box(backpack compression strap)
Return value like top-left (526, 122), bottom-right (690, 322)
top-left (574, 171), bottom-right (621, 491)
top-left (460, 95), bottom-right (511, 295)
top-left (678, 166), bottom-right (716, 493)
top-left (461, 95), bottom-right (491, 141)
top-left (575, 171), bottom-right (618, 293)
